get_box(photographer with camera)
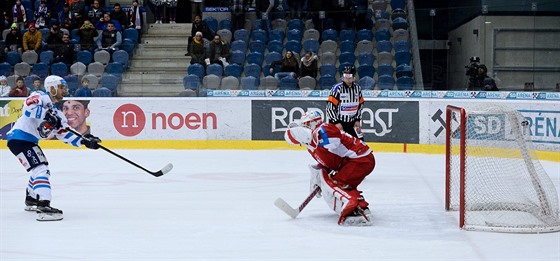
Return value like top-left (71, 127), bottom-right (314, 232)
top-left (465, 57), bottom-right (499, 91)
top-left (77, 20), bottom-right (99, 52)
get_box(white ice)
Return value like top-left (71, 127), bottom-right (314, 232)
top-left (1, 149), bottom-right (559, 260)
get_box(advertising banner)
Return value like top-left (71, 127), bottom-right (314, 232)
top-left (0, 100), bottom-right (24, 140)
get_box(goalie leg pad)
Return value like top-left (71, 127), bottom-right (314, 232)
top-left (308, 164), bottom-right (323, 198)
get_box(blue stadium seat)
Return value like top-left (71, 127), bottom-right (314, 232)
top-left (241, 76), bottom-right (259, 90)
top-left (224, 64), bottom-right (243, 78)
top-left (392, 17), bottom-right (409, 31)
top-left (339, 40), bottom-right (355, 54)
top-left (285, 40), bottom-right (302, 54)
top-left (339, 29), bottom-right (355, 43)
top-left (230, 50), bottom-right (246, 65)
top-left (251, 29), bottom-right (267, 43)
top-left (357, 52), bottom-right (375, 66)
top-left (396, 76), bottom-right (414, 90)
top-left (358, 76), bottom-right (376, 90)
top-left (187, 63), bottom-right (205, 79)
top-left (268, 29), bottom-right (285, 43)
top-left (231, 40), bottom-right (247, 52)
top-left (320, 64), bottom-right (336, 78)
top-left (319, 75), bottom-right (336, 90)
top-left (376, 40), bottom-right (392, 53)
top-left (395, 51), bottom-right (411, 66)
top-left (321, 29), bottom-right (338, 42)
top-left (31, 63), bottom-right (49, 78)
top-left (394, 40), bottom-right (411, 53)
top-left (71, 28), bottom-right (80, 41)
top-left (391, 0), bottom-right (406, 10)
top-left (244, 63), bottom-right (262, 78)
top-left (303, 38), bottom-right (319, 54)
top-left (247, 52), bottom-right (264, 66)
top-left (265, 52), bottom-right (282, 65)
top-left (77, 50), bottom-right (93, 65)
top-left (219, 18), bottom-right (232, 31)
top-left (279, 75), bottom-right (298, 90)
top-left (203, 16), bottom-right (218, 35)
top-left (40, 50), bottom-right (54, 64)
top-left (357, 65), bottom-right (375, 79)
top-left (123, 28), bottom-right (139, 43)
top-left (357, 29), bottom-right (374, 42)
top-left (50, 62), bottom-right (68, 76)
top-left (375, 29), bottom-right (391, 42)
top-left (338, 52), bottom-right (356, 67)
top-left (234, 29), bottom-right (249, 42)
top-left (64, 75), bottom-right (79, 95)
top-left (93, 87), bottom-right (112, 97)
top-left (287, 19), bottom-right (304, 31)
top-left (6, 51), bottom-right (20, 65)
top-left (206, 63), bottom-right (223, 77)
top-left (377, 64), bottom-right (394, 77)
top-left (99, 74), bottom-right (120, 95)
top-left (267, 40), bottom-right (284, 53)
top-left (287, 29), bottom-right (303, 42)
top-left (396, 64), bottom-right (413, 78)
top-left (112, 50), bottom-right (129, 68)
top-left (249, 40), bottom-right (266, 54)
top-left (183, 74), bottom-right (201, 91)
top-left (0, 62), bottom-right (12, 76)
top-left (105, 62), bottom-right (124, 77)
top-left (378, 75), bottom-right (394, 90)
top-left (121, 38), bottom-right (135, 55)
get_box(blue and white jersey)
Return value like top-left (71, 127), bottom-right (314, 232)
top-left (7, 91), bottom-right (83, 147)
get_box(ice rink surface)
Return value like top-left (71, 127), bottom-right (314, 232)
top-left (1, 149), bottom-right (559, 261)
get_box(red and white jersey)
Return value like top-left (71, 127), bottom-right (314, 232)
top-left (307, 123), bottom-right (372, 171)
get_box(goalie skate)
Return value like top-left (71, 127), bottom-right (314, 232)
top-left (340, 208), bottom-right (373, 227)
top-left (36, 201), bottom-right (63, 221)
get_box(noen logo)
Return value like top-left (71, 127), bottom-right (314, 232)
top-left (114, 104), bottom-right (146, 137)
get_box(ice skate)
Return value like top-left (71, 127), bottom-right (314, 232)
top-left (340, 207), bottom-right (373, 227)
top-left (24, 190), bottom-right (37, 212)
top-left (36, 200), bottom-right (63, 221)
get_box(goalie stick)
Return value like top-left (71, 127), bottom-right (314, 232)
top-left (66, 128), bottom-right (173, 177)
top-left (274, 186), bottom-right (321, 219)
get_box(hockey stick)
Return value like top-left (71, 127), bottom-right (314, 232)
top-left (65, 128), bottom-right (173, 177)
top-left (274, 186), bottom-right (321, 219)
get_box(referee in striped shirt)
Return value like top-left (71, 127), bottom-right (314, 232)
top-left (326, 65), bottom-right (365, 140)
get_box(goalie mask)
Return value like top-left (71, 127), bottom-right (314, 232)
top-left (284, 126), bottom-right (313, 146)
top-left (300, 111), bottom-right (323, 130)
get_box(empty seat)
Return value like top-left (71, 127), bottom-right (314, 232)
top-left (320, 52), bottom-right (336, 66)
top-left (298, 76), bottom-right (316, 90)
top-left (287, 19), bottom-right (304, 31)
top-left (392, 17), bottom-right (409, 31)
top-left (93, 87), bottom-right (112, 97)
top-left (319, 75), bottom-right (336, 90)
top-left (94, 50), bottom-right (111, 65)
top-left (231, 40), bottom-right (248, 52)
top-left (99, 74), bottom-right (120, 94)
top-left (357, 29), bottom-right (374, 42)
top-left (394, 40), bottom-right (411, 53)
top-left (64, 75), bottom-right (79, 94)
top-left (393, 29), bottom-right (409, 42)
top-left (371, 0), bottom-right (388, 11)
top-left (355, 40), bottom-right (374, 54)
top-left (87, 62), bottom-right (105, 77)
top-left (202, 74), bottom-right (221, 90)
top-left (339, 40), bottom-right (355, 54)
top-left (249, 40), bottom-right (266, 54)
top-left (391, 0), bottom-right (406, 10)
top-left (121, 38), bottom-right (135, 55)
top-left (303, 38), bottom-right (320, 54)
top-left (396, 76), bottom-right (414, 90)
top-left (377, 63), bottom-right (394, 77)
top-left (268, 29), bottom-right (285, 43)
top-left (285, 40), bottom-right (302, 54)
top-left (287, 29), bottom-right (303, 42)
top-left (50, 62), bottom-right (68, 76)
top-left (76, 50), bottom-right (93, 65)
top-left (320, 64), bottom-right (337, 78)
top-left (321, 29), bottom-right (338, 42)
top-left (187, 63), bottom-right (205, 79)
top-left (339, 30), bottom-right (355, 43)
top-left (206, 63), bottom-right (224, 77)
top-left (396, 64), bottom-right (413, 78)
top-left (338, 52), bottom-right (356, 66)
top-left (105, 62), bottom-right (124, 77)
top-left (375, 29), bottom-right (391, 42)
top-left (217, 29), bottom-right (232, 44)
top-left (220, 75), bottom-right (240, 90)
top-left (123, 28), bottom-right (139, 43)
top-left (267, 40), bottom-right (284, 54)
top-left (203, 16), bottom-right (218, 34)
top-left (279, 75), bottom-right (298, 90)
top-left (247, 52), bottom-right (264, 66)
top-left (391, 8), bottom-right (407, 20)
top-left (219, 18), bottom-right (232, 31)
top-left (112, 50), bottom-right (129, 68)
top-left (14, 62), bottom-right (31, 76)
top-left (244, 63), bottom-right (262, 78)
top-left (0, 62), bottom-right (13, 76)
top-left (358, 76), bottom-right (376, 90)
top-left (234, 29), bottom-right (249, 42)
top-left (241, 76), bottom-right (259, 90)
top-left (22, 51), bottom-right (38, 65)
top-left (357, 64), bottom-right (375, 79)
top-left (31, 63), bottom-right (49, 78)
top-left (40, 50), bottom-right (54, 65)
top-left (259, 76), bottom-right (278, 90)
top-left (319, 40), bottom-right (337, 56)
top-left (6, 51), bottom-right (21, 65)
top-left (265, 52), bottom-right (282, 65)
top-left (224, 63), bottom-right (243, 78)
top-left (377, 52), bottom-right (393, 65)
top-left (357, 52), bottom-right (375, 66)
top-left (271, 18), bottom-right (287, 32)
top-left (183, 74), bottom-right (201, 91)
top-left (395, 51), bottom-right (411, 66)
top-left (251, 29), bottom-right (267, 43)
top-left (376, 40), bottom-right (392, 53)
top-left (303, 28), bottom-right (320, 41)
top-left (178, 89), bottom-right (197, 97)
top-left (378, 75), bottom-right (394, 90)
top-left (375, 19), bottom-right (391, 31)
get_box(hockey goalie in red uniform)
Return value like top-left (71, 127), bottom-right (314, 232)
top-left (284, 111), bottom-right (376, 226)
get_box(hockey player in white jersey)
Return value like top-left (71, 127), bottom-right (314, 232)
top-left (6, 75), bottom-right (101, 221)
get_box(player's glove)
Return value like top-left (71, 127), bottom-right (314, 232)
top-left (43, 110), bottom-right (62, 130)
top-left (81, 134), bottom-right (101, 150)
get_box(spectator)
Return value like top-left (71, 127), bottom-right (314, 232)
top-left (70, 0), bottom-right (86, 27)
top-left (229, 0), bottom-right (250, 32)
top-left (128, 0), bottom-right (143, 41)
top-left (74, 78), bottom-right (92, 97)
top-left (9, 76), bottom-right (29, 97)
top-left (5, 24), bottom-right (23, 54)
top-left (0, 76), bottom-right (11, 97)
top-left (287, 0), bottom-right (304, 19)
top-left (189, 15), bottom-right (212, 44)
top-left (96, 13), bottom-right (122, 31)
top-left (58, 3), bottom-right (74, 31)
top-left (147, 0), bottom-right (165, 24)
top-left (23, 22), bottom-right (42, 52)
top-left (351, 0), bottom-right (368, 31)
top-left (188, 31), bottom-right (206, 66)
top-left (31, 77), bottom-right (43, 92)
top-left (96, 21), bottom-right (122, 53)
top-left (77, 19), bottom-right (99, 52)
top-left (469, 64), bottom-right (499, 91)
top-left (254, 0), bottom-right (274, 31)
top-left (299, 51), bottom-right (318, 79)
top-left (53, 33), bottom-right (76, 65)
top-left (269, 50), bottom-right (299, 80)
top-left (208, 34), bottom-right (230, 67)
top-left (190, 0), bottom-right (203, 20)
top-left (44, 22), bottom-right (63, 51)
top-left (11, 0), bottom-right (27, 31)
top-left (34, 0), bottom-right (50, 29)
top-left (86, 0), bottom-right (103, 25)
top-left (49, 0), bottom-right (66, 16)
top-left (165, 0), bottom-right (178, 24)
top-left (110, 3), bottom-right (128, 29)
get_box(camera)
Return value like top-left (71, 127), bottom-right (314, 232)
top-left (465, 56), bottom-right (480, 78)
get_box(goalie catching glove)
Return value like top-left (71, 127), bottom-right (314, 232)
top-left (81, 134), bottom-right (101, 150)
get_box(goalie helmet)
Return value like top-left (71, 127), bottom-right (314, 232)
top-left (44, 75), bottom-right (67, 93)
top-left (284, 125), bottom-right (313, 145)
top-left (300, 111), bottom-right (323, 130)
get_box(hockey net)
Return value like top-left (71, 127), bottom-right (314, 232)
top-left (445, 104), bottom-right (560, 233)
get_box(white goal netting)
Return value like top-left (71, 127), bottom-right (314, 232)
top-left (446, 104), bottom-right (560, 233)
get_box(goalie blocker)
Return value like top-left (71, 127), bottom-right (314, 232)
top-left (284, 111), bottom-right (376, 226)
